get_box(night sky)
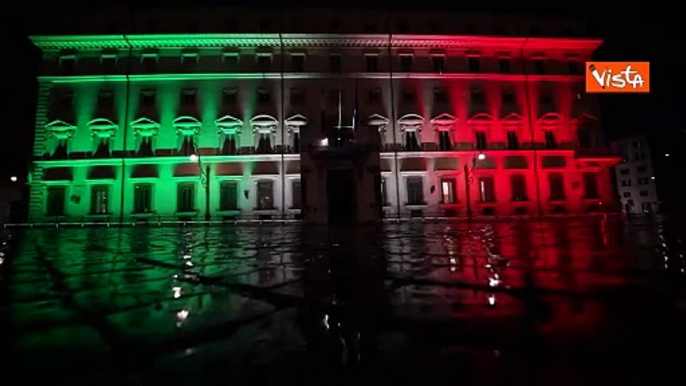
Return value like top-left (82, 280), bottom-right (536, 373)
top-left (2, 0), bottom-right (670, 182)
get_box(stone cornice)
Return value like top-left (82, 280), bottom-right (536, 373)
top-left (30, 34), bottom-right (602, 52)
top-left (40, 73), bottom-right (586, 83)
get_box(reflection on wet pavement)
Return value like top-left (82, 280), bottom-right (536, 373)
top-left (4, 218), bottom-right (686, 385)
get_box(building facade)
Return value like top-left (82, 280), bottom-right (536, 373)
top-left (27, 8), bottom-right (620, 224)
top-left (611, 136), bottom-right (661, 214)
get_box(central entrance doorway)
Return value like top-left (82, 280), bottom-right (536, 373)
top-left (327, 169), bottom-right (356, 225)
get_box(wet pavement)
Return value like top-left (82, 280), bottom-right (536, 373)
top-left (3, 217), bottom-right (686, 385)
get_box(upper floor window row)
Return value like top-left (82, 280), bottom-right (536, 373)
top-left (56, 50), bottom-right (585, 75)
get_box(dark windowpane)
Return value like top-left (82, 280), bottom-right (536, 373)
top-left (400, 55), bottom-right (413, 72)
top-left (257, 180), bottom-right (274, 209)
top-left (365, 55), bottom-right (379, 72)
top-left (549, 173), bottom-right (565, 200)
top-left (407, 177), bottom-right (424, 205)
top-left (46, 186), bottom-right (66, 216)
top-left (134, 183), bottom-right (153, 213)
top-left (510, 175), bottom-right (527, 201)
top-left (499, 59), bottom-right (510, 73)
top-left (330, 55), bottom-right (341, 72)
top-left (292, 180), bottom-right (301, 209)
top-left (432, 56), bottom-right (446, 73)
top-left (90, 185), bottom-right (109, 214)
top-left (177, 184), bottom-right (195, 212)
top-left (475, 131), bottom-right (487, 150)
top-left (441, 178), bottom-right (457, 204)
top-left (507, 131), bottom-right (519, 150)
top-left (583, 172), bottom-right (599, 198)
top-left (468, 57), bottom-right (480, 73)
top-left (479, 176), bottom-right (495, 202)
top-left (220, 181), bottom-right (238, 210)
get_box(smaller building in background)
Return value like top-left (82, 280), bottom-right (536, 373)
top-left (611, 136), bottom-right (659, 215)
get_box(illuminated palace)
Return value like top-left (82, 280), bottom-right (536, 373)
top-left (27, 8), bottom-right (620, 224)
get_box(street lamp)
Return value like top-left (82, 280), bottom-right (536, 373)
top-left (190, 149), bottom-right (210, 222)
top-left (464, 152), bottom-right (485, 217)
top-left (10, 176), bottom-right (17, 182)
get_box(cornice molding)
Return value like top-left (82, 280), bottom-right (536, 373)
top-left (30, 34), bottom-right (602, 52)
top-left (40, 73), bottom-right (586, 83)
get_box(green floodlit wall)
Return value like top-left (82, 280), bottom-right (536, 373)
top-left (30, 35), bottom-right (301, 223)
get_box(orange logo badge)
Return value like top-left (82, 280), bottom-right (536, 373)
top-left (586, 62), bottom-right (650, 93)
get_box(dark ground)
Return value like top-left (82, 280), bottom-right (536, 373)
top-left (2, 216), bottom-right (686, 385)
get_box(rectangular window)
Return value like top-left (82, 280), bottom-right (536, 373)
top-left (638, 177), bottom-right (650, 185)
top-left (368, 88), bottom-right (382, 104)
top-left (221, 133), bottom-right (238, 155)
top-left (101, 54), bottom-right (117, 73)
top-left (639, 190), bottom-right (649, 197)
top-left (402, 88), bottom-right (415, 103)
top-left (140, 90), bottom-right (156, 107)
top-left (510, 175), bottom-right (527, 201)
top-left (133, 183), bottom-right (153, 213)
top-left (406, 177), bottom-right (424, 205)
top-left (441, 178), bottom-right (457, 204)
top-left (539, 92), bottom-right (554, 107)
top-left (98, 90), bottom-right (114, 109)
top-left (499, 59), bottom-right (510, 73)
top-left (433, 87), bottom-right (449, 104)
top-left (141, 55), bottom-right (157, 73)
top-left (55, 89), bottom-right (73, 111)
top-left (470, 89), bottom-right (485, 105)
top-left (549, 173), bottom-right (565, 200)
top-left (181, 89), bottom-right (197, 106)
top-left (46, 186), bottom-right (66, 216)
top-left (329, 54), bottom-right (342, 72)
top-left (583, 172), bottom-right (599, 198)
top-left (507, 131), bottom-right (519, 150)
top-left (256, 180), bottom-right (274, 210)
top-left (545, 131), bottom-right (557, 149)
top-left (365, 54), bottom-right (379, 72)
top-left (468, 57), bottom-right (481, 73)
top-left (257, 54), bottom-right (272, 72)
top-left (219, 181), bottom-right (239, 211)
top-left (577, 129), bottom-right (592, 148)
top-left (179, 135), bottom-right (195, 156)
top-left (621, 179), bottom-right (631, 187)
top-left (90, 185), bottom-right (109, 214)
top-left (479, 176), bottom-right (495, 202)
top-left (636, 166), bottom-right (647, 173)
top-left (290, 87), bottom-right (305, 105)
top-left (502, 88), bottom-right (515, 104)
top-left (620, 168), bottom-right (629, 175)
top-left (622, 192), bottom-right (631, 198)
top-left (255, 132), bottom-right (272, 153)
top-left (181, 54), bottom-right (198, 71)
top-left (291, 53), bottom-right (305, 72)
top-left (399, 54), bottom-right (413, 72)
top-left (438, 131), bottom-right (452, 151)
top-left (475, 131), bottom-right (487, 151)
top-left (568, 61), bottom-right (579, 74)
top-left (222, 88), bottom-right (237, 105)
top-left (291, 180), bottom-right (301, 209)
top-left (177, 183), bottom-right (195, 212)
top-left (432, 55), bottom-right (447, 73)
top-left (533, 59), bottom-right (546, 74)
top-left (60, 56), bottom-right (76, 74)
top-left (380, 178), bottom-right (388, 206)
top-left (257, 88), bottom-right (271, 104)
top-left (223, 53), bottom-right (239, 69)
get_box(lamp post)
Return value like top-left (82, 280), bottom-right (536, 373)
top-left (464, 152), bottom-right (486, 218)
top-left (189, 150), bottom-right (211, 222)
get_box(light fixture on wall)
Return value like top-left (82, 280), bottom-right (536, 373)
top-left (477, 152), bottom-right (486, 161)
top-left (10, 176), bottom-right (17, 182)
top-left (189, 154), bottom-right (199, 162)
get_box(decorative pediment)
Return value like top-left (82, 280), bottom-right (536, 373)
top-left (173, 116), bottom-right (202, 136)
top-left (285, 114), bottom-right (307, 126)
top-left (574, 113), bottom-right (598, 124)
top-left (467, 113), bottom-right (494, 129)
top-left (398, 114), bottom-right (424, 131)
top-left (215, 115), bottom-right (243, 135)
top-left (430, 113), bottom-right (456, 131)
top-left (250, 114), bottom-right (278, 134)
top-left (131, 117), bottom-right (160, 137)
top-left (45, 120), bottom-right (76, 140)
top-left (501, 113), bottom-right (523, 129)
top-left (88, 118), bottom-right (118, 139)
top-left (538, 113), bottom-right (563, 129)
top-left (367, 114), bottom-right (389, 132)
